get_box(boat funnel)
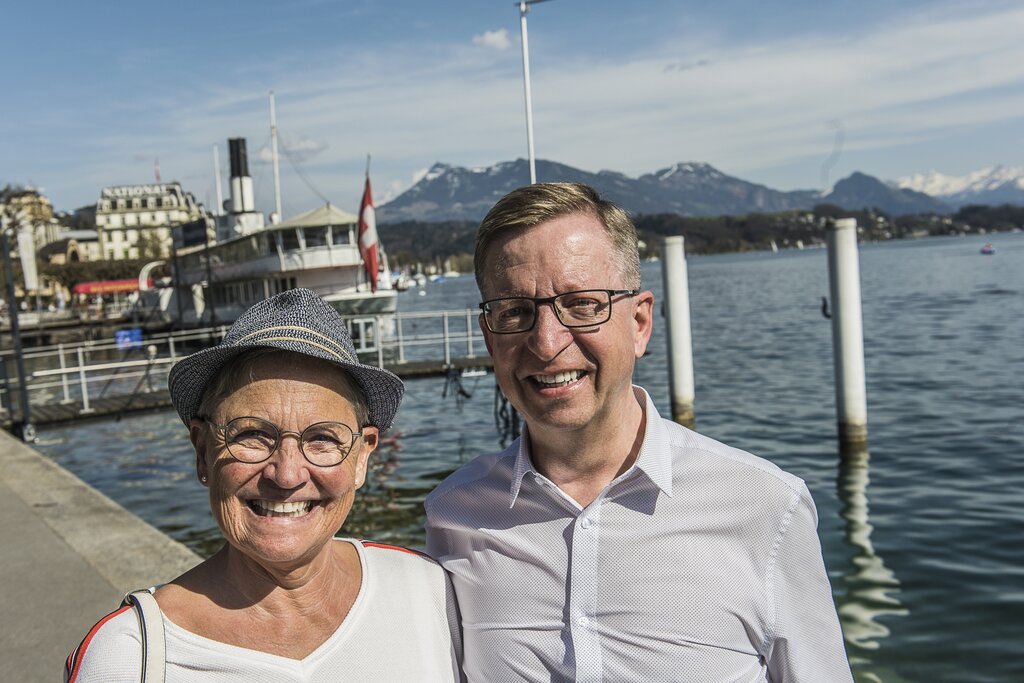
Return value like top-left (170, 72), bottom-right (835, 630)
top-left (228, 138), bottom-right (255, 213)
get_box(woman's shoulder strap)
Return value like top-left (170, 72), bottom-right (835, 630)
top-left (122, 589), bottom-right (166, 683)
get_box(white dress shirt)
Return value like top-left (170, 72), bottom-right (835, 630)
top-left (426, 387), bottom-right (852, 682)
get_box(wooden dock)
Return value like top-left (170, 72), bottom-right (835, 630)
top-left (1, 356), bottom-right (492, 428)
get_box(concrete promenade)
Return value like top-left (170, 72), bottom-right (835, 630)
top-left (0, 430), bottom-right (200, 682)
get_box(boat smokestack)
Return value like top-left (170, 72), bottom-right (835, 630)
top-left (228, 138), bottom-right (255, 213)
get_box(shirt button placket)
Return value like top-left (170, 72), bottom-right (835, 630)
top-left (569, 505), bottom-right (602, 682)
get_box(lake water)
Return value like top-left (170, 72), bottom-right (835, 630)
top-left (33, 232), bottom-right (1024, 682)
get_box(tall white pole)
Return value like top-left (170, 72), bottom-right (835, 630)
top-left (269, 91), bottom-right (283, 223)
top-left (827, 218), bottom-right (868, 445)
top-left (212, 144), bottom-right (224, 216)
top-left (661, 236), bottom-right (695, 426)
top-left (518, 2), bottom-right (537, 184)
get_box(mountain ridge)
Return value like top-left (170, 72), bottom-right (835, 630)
top-left (377, 158), bottom-right (1005, 223)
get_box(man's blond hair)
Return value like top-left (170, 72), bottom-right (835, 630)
top-left (474, 183), bottom-right (641, 295)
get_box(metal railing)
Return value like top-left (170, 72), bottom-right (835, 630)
top-left (0, 309), bottom-right (484, 420)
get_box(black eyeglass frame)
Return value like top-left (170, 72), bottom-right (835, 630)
top-left (478, 288), bottom-right (640, 334)
top-left (198, 415), bottom-right (366, 468)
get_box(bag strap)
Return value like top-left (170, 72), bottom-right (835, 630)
top-left (122, 590), bottom-right (166, 683)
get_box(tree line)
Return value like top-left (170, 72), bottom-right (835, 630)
top-left (4, 203), bottom-right (1020, 297)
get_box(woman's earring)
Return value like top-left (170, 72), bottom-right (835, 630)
top-left (200, 475), bottom-right (208, 484)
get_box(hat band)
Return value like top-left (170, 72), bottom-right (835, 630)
top-left (234, 325), bottom-right (351, 358)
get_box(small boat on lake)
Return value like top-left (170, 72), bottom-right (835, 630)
top-left (980, 243), bottom-right (996, 255)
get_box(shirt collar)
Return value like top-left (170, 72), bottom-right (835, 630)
top-left (630, 386), bottom-right (674, 498)
top-left (506, 385), bottom-right (674, 508)
top-left (508, 429), bottom-right (535, 508)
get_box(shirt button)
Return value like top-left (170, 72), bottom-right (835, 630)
top-left (580, 517), bottom-right (592, 529)
top-left (576, 615), bottom-right (589, 627)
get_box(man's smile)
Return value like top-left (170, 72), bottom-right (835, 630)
top-left (530, 369), bottom-right (587, 388)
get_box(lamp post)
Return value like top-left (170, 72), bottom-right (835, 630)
top-left (517, 0), bottom-right (554, 185)
top-left (1, 212), bottom-right (35, 442)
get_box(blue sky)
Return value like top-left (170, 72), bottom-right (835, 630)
top-left (3, 0), bottom-right (1022, 216)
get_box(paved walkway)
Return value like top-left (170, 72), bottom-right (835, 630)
top-left (0, 430), bottom-right (199, 682)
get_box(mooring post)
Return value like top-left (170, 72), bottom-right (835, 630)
top-left (660, 236), bottom-right (695, 427)
top-left (827, 218), bottom-right (868, 446)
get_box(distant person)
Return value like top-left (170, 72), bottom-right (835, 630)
top-left (425, 183), bottom-right (852, 681)
top-left (66, 289), bottom-right (462, 682)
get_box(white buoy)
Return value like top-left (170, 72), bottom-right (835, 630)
top-left (827, 218), bottom-right (868, 445)
top-left (661, 236), bottom-right (695, 426)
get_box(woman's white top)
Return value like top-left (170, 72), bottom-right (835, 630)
top-left (65, 539), bottom-right (463, 682)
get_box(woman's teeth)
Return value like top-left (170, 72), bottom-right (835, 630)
top-left (533, 370), bottom-right (583, 387)
top-left (249, 500), bottom-right (313, 517)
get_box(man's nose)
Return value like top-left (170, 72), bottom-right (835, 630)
top-left (527, 302), bottom-right (574, 360)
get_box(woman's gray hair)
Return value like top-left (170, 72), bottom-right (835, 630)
top-left (196, 348), bottom-right (370, 427)
top-left (474, 182), bottom-right (642, 295)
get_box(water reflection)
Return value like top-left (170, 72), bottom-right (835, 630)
top-left (341, 434), bottom-right (457, 551)
top-left (836, 443), bottom-right (908, 677)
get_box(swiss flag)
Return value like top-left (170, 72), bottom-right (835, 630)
top-left (358, 175), bottom-right (379, 292)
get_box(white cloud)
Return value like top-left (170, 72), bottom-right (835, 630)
top-left (257, 133), bottom-right (328, 164)
top-left (16, 0), bottom-right (1024, 210)
top-left (472, 29), bottom-right (511, 51)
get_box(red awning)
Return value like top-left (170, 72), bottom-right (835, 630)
top-left (72, 278), bottom-right (152, 295)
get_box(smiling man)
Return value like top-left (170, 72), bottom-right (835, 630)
top-left (425, 183), bottom-right (852, 682)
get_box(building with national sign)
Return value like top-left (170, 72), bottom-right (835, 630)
top-left (94, 182), bottom-right (213, 260)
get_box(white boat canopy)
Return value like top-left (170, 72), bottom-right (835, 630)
top-left (275, 203), bottom-right (358, 228)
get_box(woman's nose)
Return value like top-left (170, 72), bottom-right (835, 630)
top-left (262, 433), bottom-right (310, 488)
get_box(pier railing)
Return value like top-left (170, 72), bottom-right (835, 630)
top-left (0, 309), bottom-right (487, 423)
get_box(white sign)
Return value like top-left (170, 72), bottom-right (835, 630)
top-left (102, 184), bottom-right (176, 198)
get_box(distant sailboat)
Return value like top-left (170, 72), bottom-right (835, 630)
top-left (770, 239), bottom-right (779, 254)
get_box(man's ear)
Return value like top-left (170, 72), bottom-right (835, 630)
top-left (633, 290), bottom-right (655, 358)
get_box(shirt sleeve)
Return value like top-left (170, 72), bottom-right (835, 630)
top-left (64, 607), bottom-right (143, 683)
top-left (765, 484), bottom-right (854, 683)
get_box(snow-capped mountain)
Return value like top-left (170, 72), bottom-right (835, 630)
top-left (893, 166), bottom-right (1024, 208)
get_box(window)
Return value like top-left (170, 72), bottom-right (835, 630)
top-left (280, 229), bottom-right (300, 251)
top-left (304, 227), bottom-right (328, 248)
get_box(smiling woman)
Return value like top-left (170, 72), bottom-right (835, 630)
top-left (63, 289), bottom-right (463, 683)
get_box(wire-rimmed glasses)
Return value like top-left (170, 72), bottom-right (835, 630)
top-left (199, 415), bottom-right (364, 467)
top-left (479, 288), bottom-right (639, 334)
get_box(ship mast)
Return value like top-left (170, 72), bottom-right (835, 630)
top-left (269, 91), bottom-right (283, 223)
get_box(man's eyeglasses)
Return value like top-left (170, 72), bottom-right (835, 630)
top-left (479, 289), bottom-right (639, 334)
top-left (199, 415), bottom-right (365, 467)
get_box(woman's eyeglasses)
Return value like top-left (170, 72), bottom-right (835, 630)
top-left (199, 415), bottom-right (364, 467)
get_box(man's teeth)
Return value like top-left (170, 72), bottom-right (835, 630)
top-left (250, 500), bottom-right (313, 517)
top-left (534, 370), bottom-right (583, 386)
